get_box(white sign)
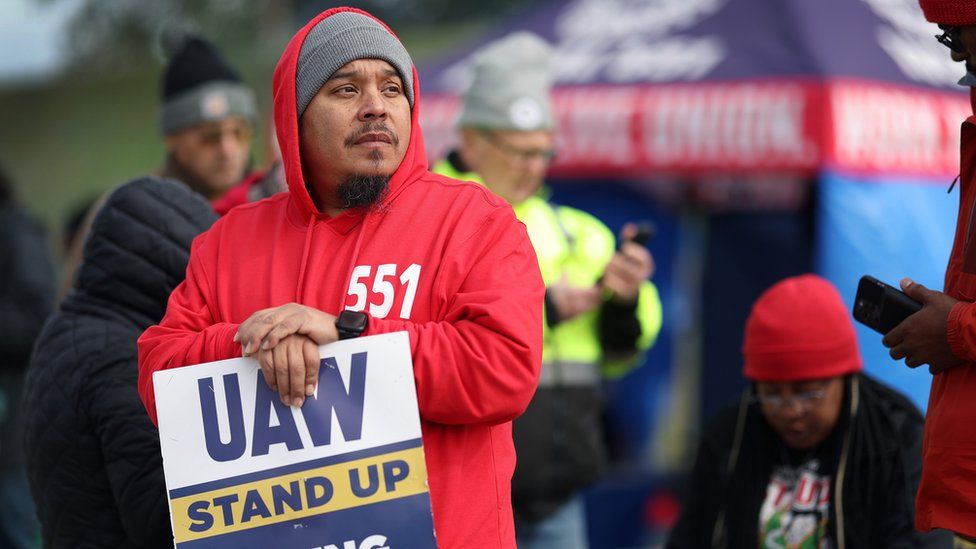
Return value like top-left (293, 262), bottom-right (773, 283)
top-left (153, 332), bottom-right (435, 549)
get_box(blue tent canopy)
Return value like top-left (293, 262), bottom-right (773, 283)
top-left (421, 0), bottom-right (962, 93)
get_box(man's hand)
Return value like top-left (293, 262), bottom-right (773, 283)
top-left (601, 224), bottom-right (655, 304)
top-left (549, 276), bottom-right (601, 322)
top-left (255, 334), bottom-right (321, 407)
top-left (882, 278), bottom-right (965, 374)
top-left (234, 303), bottom-right (339, 404)
top-left (235, 303), bottom-right (339, 354)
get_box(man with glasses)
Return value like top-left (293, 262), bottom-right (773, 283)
top-left (433, 32), bottom-right (662, 549)
top-left (878, 2), bottom-right (976, 541)
top-left (669, 275), bottom-right (951, 548)
top-left (158, 34), bottom-right (257, 202)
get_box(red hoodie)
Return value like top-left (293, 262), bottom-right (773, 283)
top-left (917, 88), bottom-right (976, 537)
top-left (137, 8), bottom-right (543, 548)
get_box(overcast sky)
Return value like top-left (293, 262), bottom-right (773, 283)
top-left (0, 0), bottom-right (81, 84)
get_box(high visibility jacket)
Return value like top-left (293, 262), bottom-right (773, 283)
top-left (433, 155), bottom-right (662, 525)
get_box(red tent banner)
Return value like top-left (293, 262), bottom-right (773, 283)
top-left (422, 79), bottom-right (969, 179)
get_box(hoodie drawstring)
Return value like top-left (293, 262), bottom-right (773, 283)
top-left (295, 214), bottom-right (317, 302)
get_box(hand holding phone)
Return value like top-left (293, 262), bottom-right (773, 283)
top-left (620, 221), bottom-right (656, 249)
top-left (853, 275), bottom-right (922, 334)
top-left (600, 222), bottom-right (656, 301)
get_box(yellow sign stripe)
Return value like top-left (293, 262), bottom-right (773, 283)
top-left (170, 447), bottom-right (429, 542)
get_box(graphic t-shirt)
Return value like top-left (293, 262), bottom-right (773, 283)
top-left (759, 457), bottom-right (832, 549)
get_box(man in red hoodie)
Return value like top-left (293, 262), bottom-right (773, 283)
top-left (883, 0), bottom-right (976, 539)
top-left (137, 7), bottom-right (544, 548)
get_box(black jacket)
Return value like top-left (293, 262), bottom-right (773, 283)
top-left (23, 178), bottom-right (216, 548)
top-left (0, 201), bottom-right (54, 472)
top-left (667, 374), bottom-right (953, 549)
top-left (512, 280), bottom-right (643, 529)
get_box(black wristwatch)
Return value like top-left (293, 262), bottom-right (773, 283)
top-left (336, 310), bottom-right (369, 340)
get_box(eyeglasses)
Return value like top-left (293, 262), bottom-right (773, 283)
top-left (479, 131), bottom-right (557, 164)
top-left (752, 389), bottom-right (827, 413)
top-left (936, 25), bottom-right (965, 54)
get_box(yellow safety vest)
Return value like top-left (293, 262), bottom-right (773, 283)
top-left (433, 159), bottom-right (662, 383)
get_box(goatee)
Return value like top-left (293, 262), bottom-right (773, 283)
top-left (337, 173), bottom-right (390, 210)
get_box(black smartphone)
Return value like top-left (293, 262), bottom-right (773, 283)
top-left (620, 221), bottom-right (656, 249)
top-left (852, 275), bottom-right (922, 334)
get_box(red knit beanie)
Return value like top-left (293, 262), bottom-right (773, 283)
top-left (743, 275), bottom-right (862, 382)
top-left (919, 0), bottom-right (976, 26)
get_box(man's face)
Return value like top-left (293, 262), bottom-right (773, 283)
top-left (299, 58), bottom-right (411, 210)
top-left (460, 128), bottom-right (554, 205)
top-left (946, 25), bottom-right (976, 73)
top-left (165, 116), bottom-right (253, 199)
top-left (755, 376), bottom-right (844, 451)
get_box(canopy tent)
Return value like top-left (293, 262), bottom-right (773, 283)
top-left (418, 0), bottom-right (969, 419)
top-left (420, 0), bottom-right (968, 180)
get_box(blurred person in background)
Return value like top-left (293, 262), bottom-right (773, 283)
top-left (59, 36), bottom-right (262, 297)
top-left (432, 32), bottom-right (662, 549)
top-left (158, 33), bottom-right (257, 204)
top-left (880, 2), bottom-right (976, 543)
top-left (669, 275), bottom-right (951, 548)
top-left (0, 164), bottom-right (54, 549)
top-left (23, 178), bottom-right (217, 547)
top-left (212, 111), bottom-right (287, 216)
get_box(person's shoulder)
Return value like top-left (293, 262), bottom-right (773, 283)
top-left (199, 193), bottom-right (291, 243)
top-left (29, 311), bottom-right (119, 383)
top-left (553, 202), bottom-right (609, 227)
top-left (409, 171), bottom-right (511, 213)
top-left (219, 191), bottom-right (291, 222)
top-left (853, 374), bottom-right (928, 462)
top-left (553, 202), bottom-right (614, 241)
top-left (857, 373), bottom-right (924, 429)
top-left (699, 400), bottom-right (755, 453)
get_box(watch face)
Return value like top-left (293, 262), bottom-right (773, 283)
top-left (338, 311), bottom-right (368, 338)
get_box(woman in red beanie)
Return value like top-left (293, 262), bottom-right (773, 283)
top-left (668, 275), bottom-right (952, 548)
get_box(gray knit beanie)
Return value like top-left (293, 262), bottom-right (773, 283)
top-left (296, 12), bottom-right (414, 118)
top-left (459, 32), bottom-right (554, 131)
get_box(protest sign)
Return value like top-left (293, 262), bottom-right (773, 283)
top-left (153, 331), bottom-right (435, 549)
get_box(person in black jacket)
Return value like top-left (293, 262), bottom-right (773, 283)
top-left (0, 166), bottom-right (54, 548)
top-left (23, 177), bottom-right (217, 548)
top-left (668, 275), bottom-right (952, 549)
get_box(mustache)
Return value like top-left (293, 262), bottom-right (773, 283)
top-left (344, 122), bottom-right (399, 148)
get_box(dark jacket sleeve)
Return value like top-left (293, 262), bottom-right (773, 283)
top-left (0, 206), bottom-right (54, 368)
top-left (83, 349), bottom-right (173, 548)
top-left (667, 431), bottom-right (724, 548)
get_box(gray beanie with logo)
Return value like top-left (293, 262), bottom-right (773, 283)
top-left (296, 11), bottom-right (415, 118)
top-left (459, 32), bottom-right (555, 131)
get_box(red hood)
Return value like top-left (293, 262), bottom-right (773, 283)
top-left (272, 7), bottom-right (428, 220)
